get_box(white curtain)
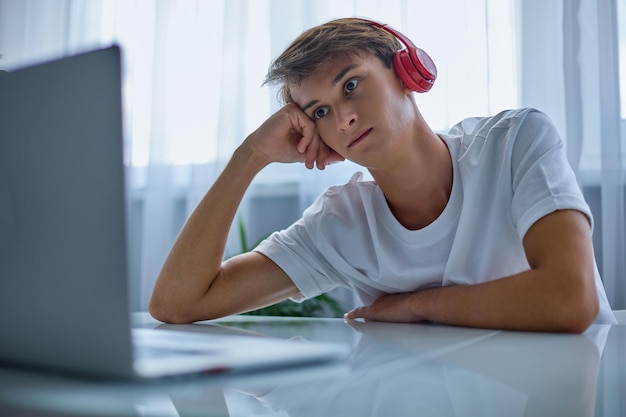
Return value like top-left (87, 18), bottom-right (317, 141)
top-left (1, 0), bottom-right (623, 310)
top-left (516, 0), bottom-right (625, 309)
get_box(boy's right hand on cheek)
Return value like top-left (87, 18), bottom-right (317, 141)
top-left (298, 130), bottom-right (345, 170)
top-left (246, 103), bottom-right (344, 170)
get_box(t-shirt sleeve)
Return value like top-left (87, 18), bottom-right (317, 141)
top-left (253, 192), bottom-right (342, 301)
top-left (510, 109), bottom-right (592, 239)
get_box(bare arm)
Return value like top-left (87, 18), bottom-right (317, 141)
top-left (149, 103), bottom-right (343, 323)
top-left (345, 209), bottom-right (599, 333)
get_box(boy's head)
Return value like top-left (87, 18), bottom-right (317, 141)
top-left (264, 18), bottom-right (401, 104)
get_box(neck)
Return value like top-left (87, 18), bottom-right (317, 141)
top-left (369, 129), bottom-right (453, 231)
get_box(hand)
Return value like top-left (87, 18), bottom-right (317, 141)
top-left (344, 292), bottom-right (427, 323)
top-left (246, 103), bottom-right (344, 170)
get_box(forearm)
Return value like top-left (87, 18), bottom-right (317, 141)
top-left (149, 142), bottom-right (267, 321)
top-left (346, 210), bottom-right (600, 333)
top-left (415, 211), bottom-right (600, 332)
top-left (346, 266), bottom-right (598, 333)
top-left (411, 268), bottom-right (598, 332)
top-left (149, 103), bottom-right (338, 323)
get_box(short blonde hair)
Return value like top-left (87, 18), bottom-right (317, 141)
top-left (263, 18), bottom-right (401, 104)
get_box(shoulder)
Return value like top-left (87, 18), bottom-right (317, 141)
top-left (304, 172), bottom-right (377, 224)
top-left (446, 108), bottom-right (561, 158)
top-left (448, 108), bottom-right (554, 139)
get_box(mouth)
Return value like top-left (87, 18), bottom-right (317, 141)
top-left (348, 128), bottom-right (372, 148)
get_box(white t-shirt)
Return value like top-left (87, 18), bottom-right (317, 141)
top-left (255, 108), bottom-right (616, 324)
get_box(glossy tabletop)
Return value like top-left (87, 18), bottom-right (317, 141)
top-left (0, 313), bottom-right (624, 417)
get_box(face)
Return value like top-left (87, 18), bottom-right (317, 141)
top-left (291, 53), bottom-right (416, 168)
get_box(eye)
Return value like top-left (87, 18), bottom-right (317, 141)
top-left (313, 106), bottom-right (329, 120)
top-left (344, 78), bottom-right (359, 94)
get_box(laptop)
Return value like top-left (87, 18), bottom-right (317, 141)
top-left (0, 46), bottom-right (348, 379)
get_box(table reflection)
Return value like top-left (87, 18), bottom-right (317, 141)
top-left (0, 317), bottom-right (616, 417)
top-left (221, 320), bottom-right (607, 417)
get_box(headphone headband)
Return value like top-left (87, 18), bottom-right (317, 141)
top-left (356, 18), bottom-right (437, 93)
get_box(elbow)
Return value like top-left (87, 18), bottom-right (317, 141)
top-left (565, 297), bottom-right (598, 334)
top-left (148, 292), bottom-right (198, 324)
top-left (554, 283), bottom-right (599, 334)
top-left (148, 295), bottom-right (176, 324)
top-left (558, 308), bottom-right (597, 334)
top-left (149, 268), bottom-right (228, 324)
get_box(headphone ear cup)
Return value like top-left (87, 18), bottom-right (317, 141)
top-left (355, 18), bottom-right (437, 92)
top-left (393, 48), bottom-right (437, 93)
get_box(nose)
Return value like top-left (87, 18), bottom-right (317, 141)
top-left (336, 105), bottom-right (357, 132)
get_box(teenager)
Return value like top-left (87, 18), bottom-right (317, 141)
top-left (150, 18), bottom-right (616, 332)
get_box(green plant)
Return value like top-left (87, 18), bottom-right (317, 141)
top-left (235, 216), bottom-right (343, 318)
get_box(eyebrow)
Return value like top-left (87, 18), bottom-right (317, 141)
top-left (300, 64), bottom-right (359, 112)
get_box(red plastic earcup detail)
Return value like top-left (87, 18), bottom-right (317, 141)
top-left (412, 48), bottom-right (437, 82)
top-left (354, 18), bottom-right (437, 93)
top-left (393, 50), bottom-right (435, 93)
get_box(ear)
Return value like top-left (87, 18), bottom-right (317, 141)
top-left (396, 77), bottom-right (414, 97)
top-left (389, 67), bottom-right (413, 97)
top-left (391, 66), bottom-right (414, 96)
top-left (402, 83), bottom-right (414, 96)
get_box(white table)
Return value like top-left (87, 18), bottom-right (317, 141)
top-left (0, 313), bottom-right (624, 416)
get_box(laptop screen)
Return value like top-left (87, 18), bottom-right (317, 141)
top-left (0, 46), bottom-right (136, 377)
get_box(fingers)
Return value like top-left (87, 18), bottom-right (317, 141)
top-left (344, 293), bottom-right (426, 323)
top-left (344, 306), bottom-right (369, 320)
top-left (304, 131), bottom-right (321, 170)
top-left (296, 120), bottom-right (343, 170)
top-left (314, 141), bottom-right (346, 170)
top-left (288, 108), bottom-right (324, 170)
top-left (263, 103), bottom-right (344, 170)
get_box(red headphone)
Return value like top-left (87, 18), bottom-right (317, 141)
top-left (358, 18), bottom-right (437, 93)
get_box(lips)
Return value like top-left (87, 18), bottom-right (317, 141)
top-left (348, 128), bottom-right (372, 148)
